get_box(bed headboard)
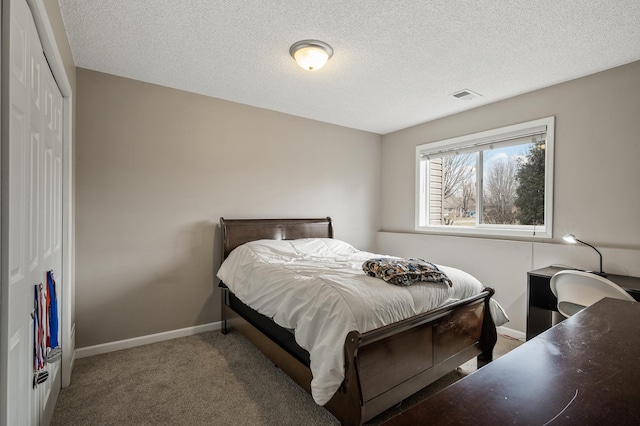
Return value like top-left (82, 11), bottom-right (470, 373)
top-left (220, 217), bottom-right (333, 260)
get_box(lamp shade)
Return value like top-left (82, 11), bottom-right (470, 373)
top-left (563, 234), bottom-right (577, 244)
top-left (290, 40), bottom-right (333, 71)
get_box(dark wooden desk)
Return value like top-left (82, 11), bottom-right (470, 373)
top-left (382, 298), bottom-right (640, 426)
top-left (526, 266), bottom-right (640, 340)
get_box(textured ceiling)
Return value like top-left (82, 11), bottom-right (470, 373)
top-left (59, 0), bottom-right (640, 134)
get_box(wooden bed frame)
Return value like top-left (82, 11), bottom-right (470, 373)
top-left (218, 217), bottom-right (497, 425)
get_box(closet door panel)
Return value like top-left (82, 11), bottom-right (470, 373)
top-left (4, 0), bottom-right (64, 424)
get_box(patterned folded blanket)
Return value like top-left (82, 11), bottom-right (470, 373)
top-left (362, 258), bottom-right (453, 287)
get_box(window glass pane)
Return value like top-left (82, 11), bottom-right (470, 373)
top-left (481, 141), bottom-right (545, 225)
top-left (428, 152), bottom-right (476, 226)
top-left (514, 141), bottom-right (546, 225)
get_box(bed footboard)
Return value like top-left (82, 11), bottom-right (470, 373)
top-left (326, 288), bottom-right (497, 425)
top-left (221, 285), bottom-right (497, 426)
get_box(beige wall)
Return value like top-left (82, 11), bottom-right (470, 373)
top-left (70, 27), bottom-right (640, 344)
top-left (378, 60), bottom-right (640, 333)
top-left (75, 68), bottom-right (381, 347)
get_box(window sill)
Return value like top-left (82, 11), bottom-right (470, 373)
top-left (414, 224), bottom-right (552, 239)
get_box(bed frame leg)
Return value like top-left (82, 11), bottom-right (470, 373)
top-left (220, 287), bottom-right (229, 335)
top-left (477, 288), bottom-right (498, 368)
top-left (477, 347), bottom-right (494, 367)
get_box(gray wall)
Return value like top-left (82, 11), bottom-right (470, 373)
top-left (75, 69), bottom-right (381, 347)
top-left (378, 60), bottom-right (640, 334)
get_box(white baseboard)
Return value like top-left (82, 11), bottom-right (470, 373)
top-left (75, 321), bottom-right (521, 359)
top-left (497, 326), bottom-right (526, 341)
top-left (75, 321), bottom-right (222, 359)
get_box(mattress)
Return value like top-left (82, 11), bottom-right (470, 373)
top-left (217, 238), bottom-right (509, 405)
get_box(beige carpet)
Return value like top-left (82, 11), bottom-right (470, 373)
top-left (51, 331), bottom-right (522, 425)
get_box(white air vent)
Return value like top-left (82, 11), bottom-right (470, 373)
top-left (450, 89), bottom-right (482, 101)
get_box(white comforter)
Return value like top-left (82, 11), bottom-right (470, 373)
top-left (216, 238), bottom-right (508, 405)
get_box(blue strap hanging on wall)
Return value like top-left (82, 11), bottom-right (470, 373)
top-left (47, 270), bottom-right (62, 362)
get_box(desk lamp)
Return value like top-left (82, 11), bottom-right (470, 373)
top-left (562, 234), bottom-right (606, 277)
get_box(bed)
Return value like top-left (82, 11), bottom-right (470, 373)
top-left (217, 217), bottom-right (505, 425)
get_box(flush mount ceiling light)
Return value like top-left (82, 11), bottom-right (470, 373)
top-left (289, 40), bottom-right (333, 71)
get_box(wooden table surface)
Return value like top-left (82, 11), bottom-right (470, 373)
top-left (382, 298), bottom-right (640, 425)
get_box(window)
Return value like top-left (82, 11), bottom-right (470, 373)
top-left (416, 117), bottom-right (554, 238)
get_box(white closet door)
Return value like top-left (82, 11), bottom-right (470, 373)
top-left (3, 0), bottom-right (63, 423)
top-left (6, 0), bottom-right (32, 421)
top-left (36, 18), bottom-right (64, 422)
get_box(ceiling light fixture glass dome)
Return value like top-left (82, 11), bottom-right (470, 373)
top-left (289, 40), bottom-right (333, 71)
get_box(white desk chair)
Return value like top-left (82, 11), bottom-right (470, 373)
top-left (550, 270), bottom-right (635, 318)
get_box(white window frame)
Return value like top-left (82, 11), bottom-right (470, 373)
top-left (415, 116), bottom-right (555, 239)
